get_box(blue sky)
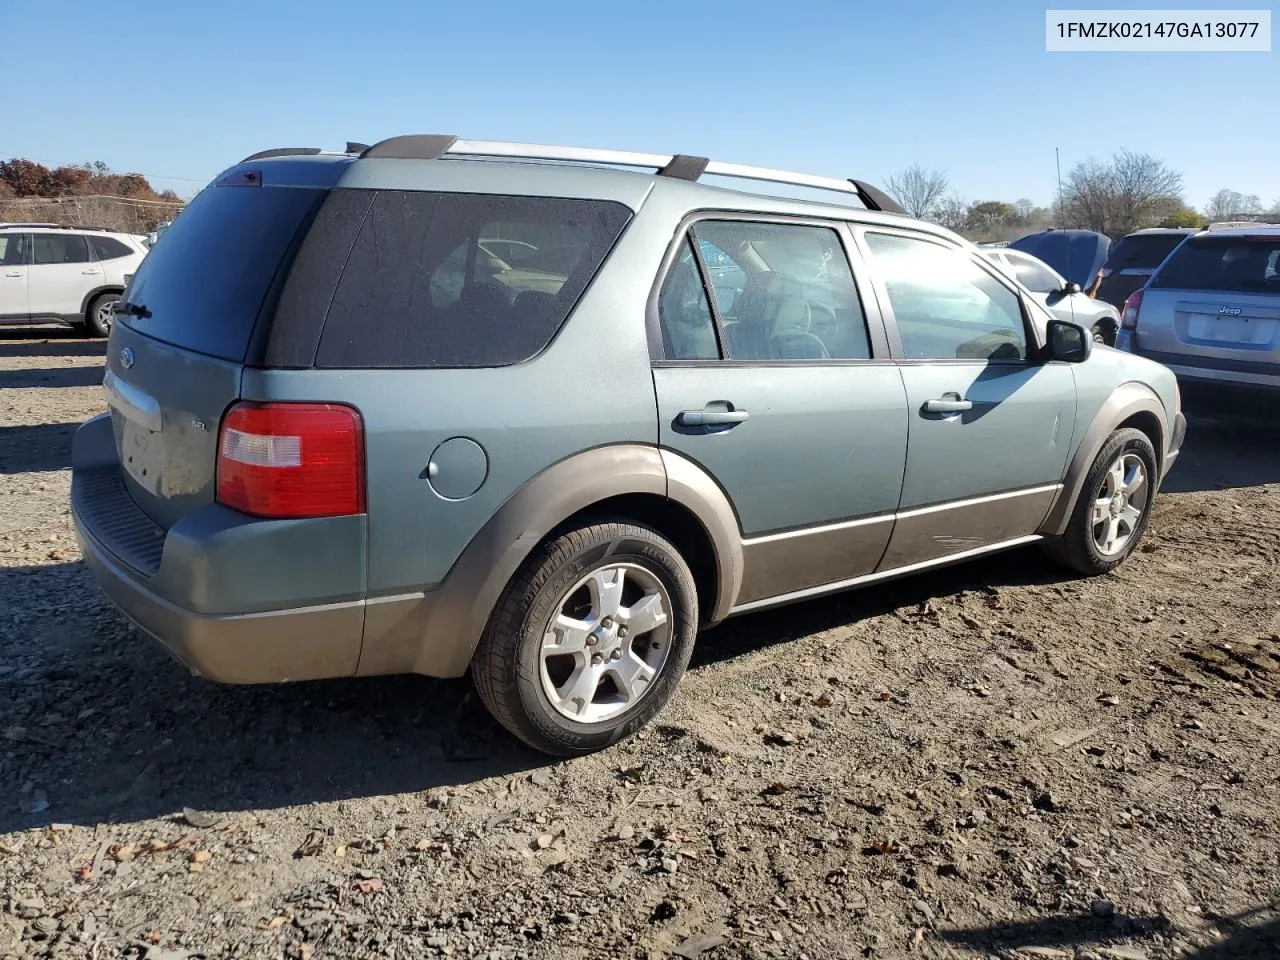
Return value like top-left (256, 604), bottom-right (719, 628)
top-left (4, 0), bottom-right (1275, 208)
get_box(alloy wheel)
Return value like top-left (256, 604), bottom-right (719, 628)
top-left (1091, 452), bottom-right (1149, 556)
top-left (539, 563), bottom-right (673, 723)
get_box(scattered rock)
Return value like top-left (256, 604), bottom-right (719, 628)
top-left (181, 807), bottom-right (219, 829)
top-left (294, 829), bottom-right (325, 858)
top-left (672, 928), bottom-right (728, 959)
top-left (1091, 898), bottom-right (1116, 918)
top-left (1033, 792), bottom-right (1060, 812)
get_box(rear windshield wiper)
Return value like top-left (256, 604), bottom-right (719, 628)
top-left (114, 301), bottom-right (152, 319)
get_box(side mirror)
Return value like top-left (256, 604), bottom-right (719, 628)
top-left (1045, 318), bottom-right (1091, 363)
top-left (1061, 281), bottom-right (1082, 295)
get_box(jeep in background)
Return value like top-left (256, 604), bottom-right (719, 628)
top-left (1117, 224), bottom-right (1280, 394)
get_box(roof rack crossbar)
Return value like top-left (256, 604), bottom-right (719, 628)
top-left (354, 135), bottom-right (901, 212)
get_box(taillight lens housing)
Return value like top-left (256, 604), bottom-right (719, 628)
top-left (216, 402), bottom-right (364, 518)
top-left (1121, 289), bottom-right (1144, 330)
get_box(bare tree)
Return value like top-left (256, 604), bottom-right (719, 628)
top-left (929, 194), bottom-right (968, 231)
top-left (884, 165), bottom-right (950, 219)
top-left (1061, 150), bottom-right (1184, 236)
top-left (1061, 158), bottom-right (1115, 233)
top-left (1204, 188), bottom-right (1264, 220)
top-left (1110, 150), bottom-right (1183, 233)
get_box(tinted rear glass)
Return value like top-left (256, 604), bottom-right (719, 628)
top-left (120, 183), bottom-right (325, 361)
top-left (314, 191), bottom-right (631, 368)
top-left (1151, 237), bottom-right (1280, 294)
top-left (1106, 234), bottom-right (1189, 270)
top-left (90, 235), bottom-right (134, 260)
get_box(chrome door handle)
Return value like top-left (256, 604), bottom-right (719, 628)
top-left (923, 397), bottom-right (973, 414)
top-left (81, 269), bottom-right (99, 275)
top-left (4, 272), bottom-right (21, 278)
top-left (677, 407), bottom-right (750, 427)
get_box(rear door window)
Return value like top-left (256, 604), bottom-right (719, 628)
top-left (33, 233), bottom-right (91, 264)
top-left (120, 183), bottom-right (327, 360)
top-left (314, 191), bottom-right (631, 368)
top-left (1151, 237), bottom-right (1280, 294)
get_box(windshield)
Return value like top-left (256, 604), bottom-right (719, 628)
top-left (1151, 236), bottom-right (1280, 294)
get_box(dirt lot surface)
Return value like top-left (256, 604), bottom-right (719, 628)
top-left (2, 326), bottom-right (1278, 960)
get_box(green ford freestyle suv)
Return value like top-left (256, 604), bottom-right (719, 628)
top-left (71, 135), bottom-right (1187, 755)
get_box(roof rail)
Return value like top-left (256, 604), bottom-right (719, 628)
top-left (355, 135), bottom-right (906, 214)
top-left (239, 147), bottom-right (323, 162)
top-left (1205, 220), bottom-right (1279, 231)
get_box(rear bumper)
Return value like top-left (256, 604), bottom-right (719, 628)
top-left (74, 519), bottom-right (364, 683)
top-left (71, 412), bottom-right (367, 683)
top-left (1125, 344), bottom-right (1280, 393)
top-left (1161, 362), bottom-right (1280, 394)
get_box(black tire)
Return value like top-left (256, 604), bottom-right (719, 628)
top-left (1091, 318), bottom-right (1117, 346)
top-left (85, 292), bottom-right (119, 338)
top-left (472, 521), bottom-right (699, 756)
top-left (1044, 427), bottom-right (1159, 575)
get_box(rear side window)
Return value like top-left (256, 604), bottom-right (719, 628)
top-left (315, 191), bottom-right (632, 368)
top-left (1151, 237), bottom-right (1280, 294)
top-left (121, 183), bottom-right (326, 361)
top-left (89, 235), bottom-right (134, 260)
top-left (33, 234), bottom-right (91, 264)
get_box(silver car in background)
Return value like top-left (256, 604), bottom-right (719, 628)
top-left (1118, 225), bottom-right (1280, 393)
top-left (983, 246), bottom-right (1122, 345)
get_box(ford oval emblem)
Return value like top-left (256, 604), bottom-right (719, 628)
top-left (120, 347), bottom-right (135, 369)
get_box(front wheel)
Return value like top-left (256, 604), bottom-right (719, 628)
top-left (85, 292), bottom-right (119, 338)
top-left (1091, 319), bottom-right (1117, 346)
top-left (472, 521), bottom-right (699, 756)
top-left (1045, 427), bottom-right (1159, 575)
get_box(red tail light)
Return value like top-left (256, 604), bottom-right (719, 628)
top-left (1121, 289), bottom-right (1144, 330)
top-left (216, 402), bottom-right (364, 518)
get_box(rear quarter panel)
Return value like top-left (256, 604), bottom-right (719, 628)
top-left (238, 195), bottom-right (678, 601)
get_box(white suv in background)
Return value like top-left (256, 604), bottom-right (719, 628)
top-left (0, 226), bottom-right (149, 337)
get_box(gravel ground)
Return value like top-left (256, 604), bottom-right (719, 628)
top-left (2, 325), bottom-right (1278, 960)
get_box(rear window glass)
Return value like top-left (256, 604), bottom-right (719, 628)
top-left (120, 183), bottom-right (325, 360)
top-left (315, 191), bottom-right (631, 368)
top-left (1151, 237), bottom-right (1280, 294)
top-left (1106, 234), bottom-right (1189, 269)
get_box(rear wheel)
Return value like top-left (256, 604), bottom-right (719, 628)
top-left (85, 292), bottom-right (119, 338)
top-left (1045, 427), bottom-right (1158, 575)
top-left (472, 521), bottom-right (698, 756)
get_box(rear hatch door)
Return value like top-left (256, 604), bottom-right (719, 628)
top-left (1137, 233), bottom-right (1280, 367)
top-left (105, 163), bottom-right (338, 528)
